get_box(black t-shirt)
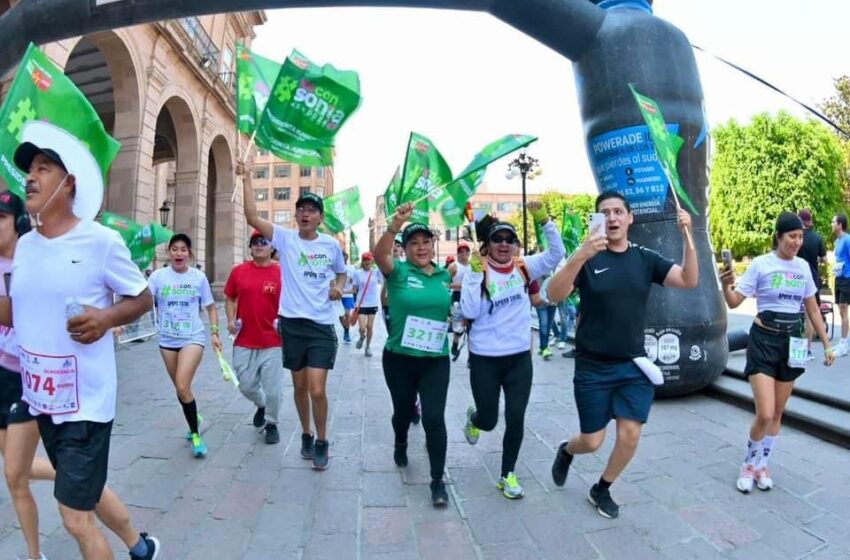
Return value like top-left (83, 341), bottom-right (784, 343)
top-left (797, 228), bottom-right (826, 288)
top-left (574, 244), bottom-right (675, 367)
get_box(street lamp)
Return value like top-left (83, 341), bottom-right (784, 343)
top-left (159, 200), bottom-right (173, 227)
top-left (505, 151), bottom-right (543, 254)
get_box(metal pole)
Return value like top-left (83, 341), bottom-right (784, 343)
top-left (521, 167), bottom-right (528, 255)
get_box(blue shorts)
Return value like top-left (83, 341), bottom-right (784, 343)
top-left (342, 296), bottom-right (355, 310)
top-left (573, 360), bottom-right (654, 434)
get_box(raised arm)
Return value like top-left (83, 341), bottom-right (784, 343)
top-left (238, 160), bottom-right (274, 240)
top-left (663, 209), bottom-right (699, 289)
top-left (374, 203), bottom-right (412, 277)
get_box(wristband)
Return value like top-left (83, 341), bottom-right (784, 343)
top-left (530, 206), bottom-right (548, 224)
top-left (825, 347), bottom-right (835, 355)
top-left (210, 325), bottom-right (220, 335)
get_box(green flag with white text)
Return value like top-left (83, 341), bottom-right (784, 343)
top-left (99, 212), bottom-right (173, 270)
top-left (434, 169), bottom-right (485, 228)
top-left (383, 166), bottom-right (401, 219)
top-left (629, 84), bottom-right (698, 215)
top-left (453, 134), bottom-right (537, 186)
top-left (323, 186), bottom-right (365, 234)
top-left (236, 43), bottom-right (281, 135)
top-left (0, 43), bottom-right (121, 198)
top-left (398, 132), bottom-right (453, 225)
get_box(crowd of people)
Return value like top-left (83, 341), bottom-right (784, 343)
top-left (0, 121), bottom-right (844, 557)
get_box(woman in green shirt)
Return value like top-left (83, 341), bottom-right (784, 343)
top-left (375, 203), bottom-right (452, 507)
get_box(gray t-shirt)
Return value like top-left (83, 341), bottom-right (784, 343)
top-left (735, 252), bottom-right (816, 313)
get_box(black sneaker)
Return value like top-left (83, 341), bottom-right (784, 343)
top-left (301, 433), bottom-right (315, 460)
top-left (551, 440), bottom-right (573, 487)
top-left (313, 439), bottom-right (330, 470)
top-left (588, 484), bottom-right (619, 519)
top-left (253, 407), bottom-right (266, 428)
top-left (411, 401), bottom-right (421, 425)
top-left (562, 349), bottom-right (577, 358)
top-left (264, 423), bottom-right (280, 445)
top-left (130, 532), bottom-right (161, 560)
top-left (430, 479), bottom-right (449, 507)
top-left (393, 443), bottom-right (408, 467)
top-left (451, 342), bottom-right (460, 361)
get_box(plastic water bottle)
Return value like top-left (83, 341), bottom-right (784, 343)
top-left (65, 297), bottom-right (84, 320)
top-left (451, 302), bottom-right (463, 334)
top-left (230, 319), bottom-right (242, 342)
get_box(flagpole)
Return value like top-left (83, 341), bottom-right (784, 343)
top-left (231, 130), bottom-right (258, 204)
top-left (659, 166), bottom-right (695, 251)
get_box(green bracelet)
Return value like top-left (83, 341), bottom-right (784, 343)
top-left (210, 325), bottom-right (220, 335)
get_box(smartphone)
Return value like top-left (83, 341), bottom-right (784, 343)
top-left (588, 213), bottom-right (606, 235)
top-left (721, 249), bottom-right (733, 269)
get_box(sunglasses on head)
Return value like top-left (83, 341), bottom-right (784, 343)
top-left (251, 237), bottom-right (270, 247)
top-left (490, 235), bottom-right (517, 245)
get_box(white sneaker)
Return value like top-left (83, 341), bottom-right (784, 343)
top-left (557, 341), bottom-right (566, 350)
top-left (736, 464), bottom-right (756, 493)
top-left (835, 344), bottom-right (848, 358)
top-left (755, 467), bottom-right (773, 491)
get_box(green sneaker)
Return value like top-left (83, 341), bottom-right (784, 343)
top-left (185, 413), bottom-right (204, 441)
top-left (464, 405), bottom-right (480, 445)
top-left (497, 472), bottom-right (525, 499)
top-left (541, 347), bottom-right (553, 360)
top-left (191, 433), bottom-right (208, 457)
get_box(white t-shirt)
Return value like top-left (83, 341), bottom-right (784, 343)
top-left (736, 252), bottom-right (817, 313)
top-left (271, 226), bottom-right (346, 325)
top-left (342, 264), bottom-right (357, 299)
top-left (148, 266), bottom-right (214, 348)
top-left (11, 221), bottom-right (148, 424)
top-left (0, 256), bottom-right (19, 372)
top-left (353, 267), bottom-right (380, 308)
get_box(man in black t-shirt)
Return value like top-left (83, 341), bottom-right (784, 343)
top-left (544, 191), bottom-right (698, 519)
top-left (796, 209), bottom-right (827, 356)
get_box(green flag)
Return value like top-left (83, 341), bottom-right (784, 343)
top-left (534, 220), bottom-right (548, 251)
top-left (323, 186), bottom-right (365, 234)
top-left (628, 84), bottom-right (698, 215)
top-left (560, 206), bottom-right (584, 255)
top-left (236, 43), bottom-right (282, 135)
top-left (383, 166), bottom-right (401, 219)
top-left (349, 229), bottom-right (360, 262)
top-left (398, 132), bottom-right (453, 225)
top-left (453, 134), bottom-right (537, 186)
top-left (0, 43), bottom-right (121, 198)
top-left (256, 49), bottom-right (361, 166)
top-left (99, 212), bottom-right (173, 270)
top-left (434, 169), bottom-right (485, 228)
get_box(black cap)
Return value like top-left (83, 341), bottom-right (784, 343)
top-left (775, 211), bottom-right (804, 234)
top-left (13, 145), bottom-right (67, 173)
top-left (296, 192), bottom-right (324, 213)
top-left (487, 222), bottom-right (518, 241)
top-left (401, 223), bottom-right (434, 246)
top-left (0, 190), bottom-right (25, 219)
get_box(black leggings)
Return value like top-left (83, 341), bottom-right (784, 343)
top-left (469, 351), bottom-right (533, 477)
top-left (382, 349), bottom-right (450, 482)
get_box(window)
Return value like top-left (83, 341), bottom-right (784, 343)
top-left (300, 166), bottom-right (311, 178)
top-left (314, 187), bottom-right (324, 198)
top-left (445, 229), bottom-right (454, 242)
top-left (258, 210), bottom-right (269, 220)
top-left (473, 202), bottom-right (492, 213)
top-left (316, 167), bottom-right (325, 178)
top-left (299, 187), bottom-right (311, 197)
top-left (274, 165), bottom-right (291, 178)
top-left (253, 166), bottom-right (269, 179)
top-left (256, 149), bottom-right (269, 157)
top-left (254, 189), bottom-right (269, 202)
top-left (498, 201), bottom-right (518, 213)
top-left (220, 47), bottom-right (234, 85)
top-left (273, 210), bottom-right (292, 225)
top-left (274, 187), bottom-right (291, 201)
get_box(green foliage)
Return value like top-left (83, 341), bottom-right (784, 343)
top-left (508, 191), bottom-right (595, 250)
top-left (819, 76), bottom-right (850, 136)
top-left (709, 111), bottom-right (848, 258)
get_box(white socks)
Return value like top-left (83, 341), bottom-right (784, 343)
top-left (757, 435), bottom-right (776, 469)
top-left (744, 438), bottom-right (762, 466)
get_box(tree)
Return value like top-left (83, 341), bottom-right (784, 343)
top-left (819, 76), bottom-right (850, 137)
top-left (709, 111), bottom-right (848, 258)
top-left (508, 191), bottom-right (595, 250)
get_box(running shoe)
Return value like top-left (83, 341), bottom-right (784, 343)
top-left (806, 350), bottom-right (815, 362)
top-left (464, 405), bottom-right (480, 445)
top-left (313, 439), bottom-right (330, 470)
top-left (190, 433), bottom-right (207, 458)
top-left (264, 423), bottom-right (280, 445)
top-left (301, 433), bottom-right (315, 460)
top-left (497, 472), bottom-right (525, 499)
top-left (736, 463), bottom-right (756, 493)
top-left (431, 479), bottom-right (449, 507)
top-left (356, 335), bottom-right (365, 350)
top-left (551, 440), bottom-right (573, 487)
top-left (557, 341), bottom-right (566, 350)
top-left (541, 347), bottom-right (553, 360)
top-left (365, 347), bottom-right (373, 357)
top-left (343, 331), bottom-right (351, 344)
top-left (451, 342), bottom-right (460, 361)
top-left (185, 413), bottom-right (203, 440)
top-left (755, 467), bottom-right (773, 491)
top-left (412, 400), bottom-right (421, 425)
top-left (835, 343), bottom-right (848, 357)
top-left (129, 532), bottom-right (161, 560)
top-left (588, 484), bottom-right (619, 519)
top-left (253, 407), bottom-right (266, 428)
top-left (393, 442), bottom-right (408, 467)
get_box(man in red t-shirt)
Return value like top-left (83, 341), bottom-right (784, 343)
top-left (224, 230), bottom-right (284, 444)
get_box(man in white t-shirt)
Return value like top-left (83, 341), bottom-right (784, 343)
top-left (0, 121), bottom-right (160, 559)
top-left (338, 252), bottom-right (357, 344)
top-left (241, 163), bottom-right (345, 470)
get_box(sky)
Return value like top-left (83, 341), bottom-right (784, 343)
top-left (251, 0), bottom-right (849, 241)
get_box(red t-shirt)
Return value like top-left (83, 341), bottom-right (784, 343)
top-left (224, 261), bottom-right (282, 349)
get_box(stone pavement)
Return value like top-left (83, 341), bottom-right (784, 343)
top-left (1, 325), bottom-right (850, 559)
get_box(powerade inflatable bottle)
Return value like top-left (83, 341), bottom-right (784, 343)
top-left (574, 0), bottom-right (727, 396)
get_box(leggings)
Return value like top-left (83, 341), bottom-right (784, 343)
top-left (469, 351), bottom-right (533, 477)
top-left (382, 349), bottom-right (450, 482)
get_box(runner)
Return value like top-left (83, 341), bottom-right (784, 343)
top-left (148, 233), bottom-right (221, 457)
top-left (832, 213), bottom-right (850, 356)
top-left (460, 202), bottom-right (565, 499)
top-left (546, 191), bottom-right (697, 519)
top-left (352, 252), bottom-right (379, 357)
top-left (241, 162), bottom-right (346, 470)
top-left (2, 121), bottom-right (159, 559)
top-left (224, 229), bottom-right (283, 445)
top-left (448, 241), bottom-right (471, 360)
top-left (375, 203), bottom-right (452, 507)
top-left (339, 252), bottom-right (356, 343)
top-left (720, 212), bottom-right (834, 493)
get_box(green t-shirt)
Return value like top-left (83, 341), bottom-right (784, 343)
top-left (385, 260), bottom-right (452, 358)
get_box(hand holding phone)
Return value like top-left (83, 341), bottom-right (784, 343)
top-left (589, 213), bottom-right (606, 235)
top-left (721, 249), bottom-right (733, 270)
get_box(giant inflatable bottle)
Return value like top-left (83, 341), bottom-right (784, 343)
top-left (574, 0), bottom-right (727, 396)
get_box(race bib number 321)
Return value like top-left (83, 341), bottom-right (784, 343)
top-left (401, 316), bottom-right (448, 354)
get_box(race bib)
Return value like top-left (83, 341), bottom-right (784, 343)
top-left (19, 348), bottom-right (79, 414)
top-left (162, 310), bottom-right (193, 338)
top-left (401, 316), bottom-right (448, 354)
top-left (788, 337), bottom-right (808, 368)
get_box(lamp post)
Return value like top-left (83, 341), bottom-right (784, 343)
top-left (505, 151), bottom-right (543, 254)
top-left (159, 200), bottom-right (173, 228)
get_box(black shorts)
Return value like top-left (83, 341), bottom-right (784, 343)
top-left (573, 360), bottom-right (655, 434)
top-left (744, 324), bottom-right (804, 382)
top-left (451, 291), bottom-right (461, 304)
top-left (37, 417), bottom-right (112, 511)
top-left (837, 278), bottom-right (850, 305)
top-left (358, 307), bottom-right (378, 316)
top-left (0, 367), bottom-right (35, 429)
top-left (280, 317), bottom-right (338, 371)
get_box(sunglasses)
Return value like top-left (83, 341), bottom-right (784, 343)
top-left (490, 235), bottom-right (517, 245)
top-left (251, 237), bottom-right (270, 247)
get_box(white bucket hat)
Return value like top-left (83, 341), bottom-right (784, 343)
top-left (13, 120), bottom-right (104, 221)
